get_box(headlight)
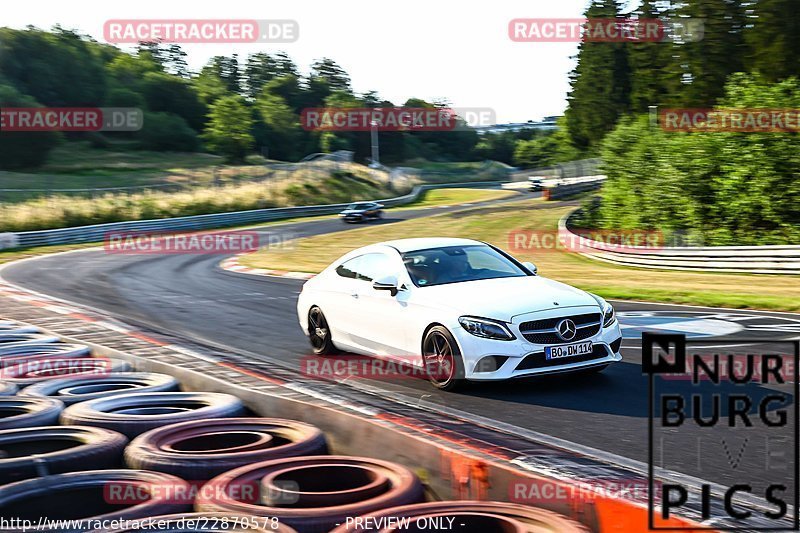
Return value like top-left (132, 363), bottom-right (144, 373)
top-left (458, 316), bottom-right (515, 341)
top-left (603, 303), bottom-right (616, 327)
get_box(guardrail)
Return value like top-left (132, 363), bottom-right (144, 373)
top-left (543, 176), bottom-right (606, 200)
top-left (559, 215), bottom-right (800, 275)
top-left (510, 158), bottom-right (602, 182)
top-left (0, 181), bottom-right (502, 250)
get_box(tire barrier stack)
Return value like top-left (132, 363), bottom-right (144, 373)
top-left (20, 373), bottom-right (180, 405)
top-left (196, 456), bottom-right (424, 533)
top-left (0, 318), bottom-right (594, 532)
top-left (124, 418), bottom-right (329, 480)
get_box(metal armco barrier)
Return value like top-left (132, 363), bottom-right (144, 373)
top-left (544, 176), bottom-right (606, 200)
top-left (2, 182), bottom-right (501, 251)
top-left (0, 233), bottom-right (18, 249)
top-left (559, 216), bottom-right (800, 275)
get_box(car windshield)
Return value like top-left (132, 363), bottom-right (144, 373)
top-left (402, 245), bottom-right (528, 287)
top-left (347, 203), bottom-right (369, 210)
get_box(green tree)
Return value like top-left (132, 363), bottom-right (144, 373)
top-left (564, 0), bottom-right (631, 150)
top-left (202, 95), bottom-right (254, 163)
top-left (627, 0), bottom-right (674, 112)
top-left (0, 27), bottom-right (107, 106)
top-left (244, 53), bottom-right (278, 99)
top-left (254, 92), bottom-right (302, 160)
top-left (204, 55), bottom-right (241, 94)
top-left (136, 112), bottom-right (199, 152)
top-left (745, 0), bottom-right (800, 82)
top-left (669, 0), bottom-right (747, 107)
top-left (141, 72), bottom-right (207, 130)
top-left (309, 58), bottom-right (351, 93)
top-left (192, 66), bottom-right (230, 106)
top-left (0, 85), bottom-right (60, 169)
top-left (107, 52), bottom-right (161, 89)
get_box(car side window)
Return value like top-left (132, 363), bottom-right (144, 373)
top-left (357, 253), bottom-right (395, 282)
top-left (335, 256), bottom-right (361, 279)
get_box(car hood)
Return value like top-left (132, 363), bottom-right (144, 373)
top-left (414, 275), bottom-right (599, 322)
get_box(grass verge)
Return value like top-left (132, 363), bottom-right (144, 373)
top-left (240, 197), bottom-right (800, 312)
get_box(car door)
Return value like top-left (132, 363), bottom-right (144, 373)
top-left (348, 251), bottom-right (412, 356)
top-left (324, 255), bottom-right (365, 348)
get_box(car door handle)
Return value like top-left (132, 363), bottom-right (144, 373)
top-left (350, 292), bottom-right (359, 299)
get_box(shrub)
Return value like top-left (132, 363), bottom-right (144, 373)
top-left (0, 85), bottom-right (60, 169)
top-left (136, 112), bottom-right (199, 152)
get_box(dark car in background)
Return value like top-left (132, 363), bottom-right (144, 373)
top-left (338, 202), bottom-right (384, 223)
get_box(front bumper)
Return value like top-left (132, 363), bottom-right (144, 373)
top-left (453, 310), bottom-right (623, 380)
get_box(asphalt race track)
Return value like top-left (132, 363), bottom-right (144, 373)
top-left (3, 192), bottom-right (799, 504)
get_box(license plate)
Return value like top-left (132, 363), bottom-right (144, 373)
top-left (545, 341), bottom-right (593, 360)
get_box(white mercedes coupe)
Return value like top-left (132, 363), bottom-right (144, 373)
top-left (297, 238), bottom-right (623, 390)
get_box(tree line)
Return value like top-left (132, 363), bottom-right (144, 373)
top-left (0, 26), bottom-right (568, 169)
top-left (566, 0), bottom-right (800, 245)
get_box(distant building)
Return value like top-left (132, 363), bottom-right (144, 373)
top-left (475, 116), bottom-right (560, 134)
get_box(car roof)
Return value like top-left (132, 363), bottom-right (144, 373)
top-left (380, 237), bottom-right (483, 253)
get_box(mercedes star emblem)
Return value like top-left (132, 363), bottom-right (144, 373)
top-left (556, 318), bottom-right (577, 341)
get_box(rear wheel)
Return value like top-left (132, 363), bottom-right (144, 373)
top-left (422, 326), bottom-right (464, 391)
top-left (308, 307), bottom-right (336, 355)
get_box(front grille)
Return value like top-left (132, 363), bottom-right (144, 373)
top-left (519, 312), bottom-right (602, 344)
top-left (515, 344), bottom-right (609, 371)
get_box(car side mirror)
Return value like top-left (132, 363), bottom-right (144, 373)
top-left (373, 275), bottom-right (400, 296)
top-left (522, 261), bottom-right (538, 275)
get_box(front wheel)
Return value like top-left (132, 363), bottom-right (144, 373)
top-left (308, 307), bottom-right (336, 355)
top-left (422, 326), bottom-right (465, 391)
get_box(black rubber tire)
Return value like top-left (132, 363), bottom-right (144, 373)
top-left (422, 326), bottom-right (465, 392)
top-left (2, 357), bottom-right (133, 388)
top-left (0, 343), bottom-right (91, 364)
top-left (0, 321), bottom-right (39, 335)
top-left (0, 381), bottom-right (18, 396)
top-left (125, 418), bottom-right (328, 480)
top-left (98, 512), bottom-right (297, 532)
top-left (0, 425), bottom-right (128, 484)
top-left (196, 456), bottom-right (423, 533)
top-left (307, 307), bottom-right (336, 355)
top-left (0, 397), bottom-right (64, 430)
top-left (0, 470), bottom-right (192, 531)
top-left (60, 392), bottom-right (246, 439)
top-left (0, 333), bottom-right (60, 345)
top-left (21, 372), bottom-right (180, 405)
